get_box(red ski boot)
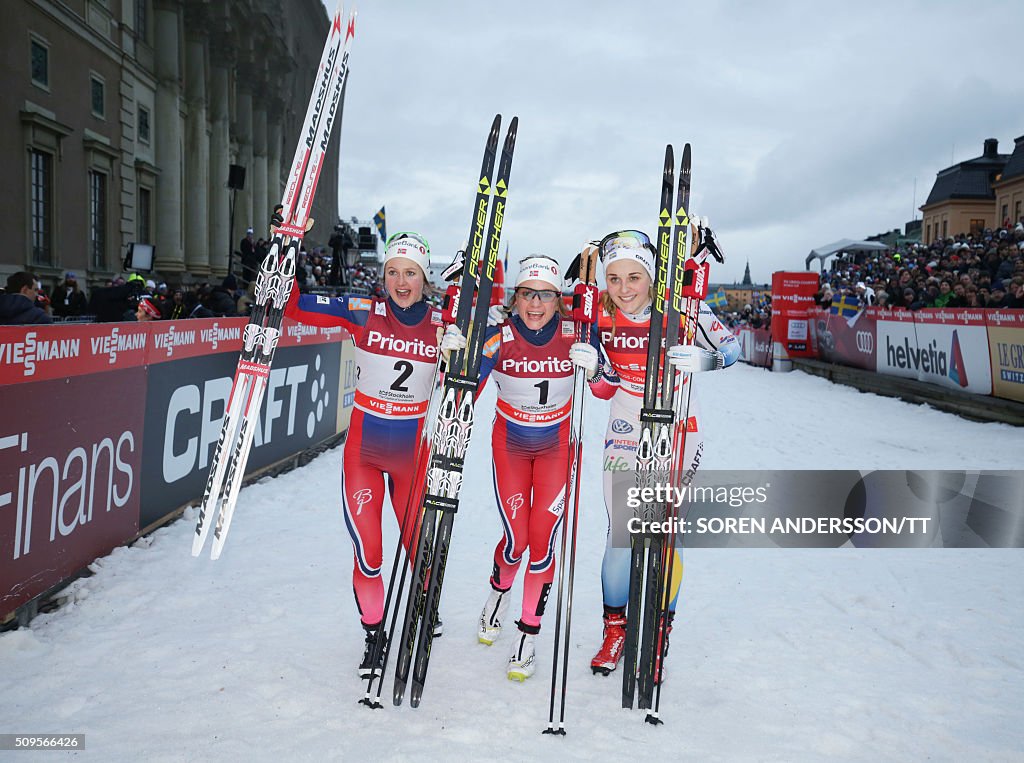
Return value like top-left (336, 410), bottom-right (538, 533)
top-left (652, 612), bottom-right (674, 685)
top-left (590, 611), bottom-right (628, 675)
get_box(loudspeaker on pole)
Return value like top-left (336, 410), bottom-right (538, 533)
top-left (228, 164), bottom-right (246, 190)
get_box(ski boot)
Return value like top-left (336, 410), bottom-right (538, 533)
top-left (359, 623), bottom-right (387, 679)
top-left (507, 625), bottom-right (536, 682)
top-left (478, 584), bottom-right (512, 645)
top-left (652, 612), bottom-right (674, 685)
top-left (590, 610), bottom-right (627, 675)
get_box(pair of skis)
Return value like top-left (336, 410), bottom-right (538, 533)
top-left (192, 1), bottom-right (356, 560)
top-left (543, 247), bottom-right (599, 736)
top-left (622, 144), bottom-right (712, 723)
top-left (359, 114), bottom-right (519, 710)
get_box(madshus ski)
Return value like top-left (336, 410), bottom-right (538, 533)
top-left (401, 116), bottom-right (518, 709)
top-left (359, 115), bottom-right (503, 710)
top-left (192, 2), bottom-right (356, 560)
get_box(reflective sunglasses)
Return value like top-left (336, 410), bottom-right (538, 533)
top-left (515, 287), bottom-right (560, 303)
top-left (598, 230), bottom-right (654, 260)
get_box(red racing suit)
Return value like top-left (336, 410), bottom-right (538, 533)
top-left (286, 291), bottom-right (443, 627)
top-left (478, 314), bottom-right (578, 633)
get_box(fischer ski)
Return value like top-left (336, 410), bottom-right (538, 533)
top-left (646, 143), bottom-right (719, 725)
top-left (359, 115), bottom-right (502, 710)
top-left (619, 143), bottom-right (720, 722)
top-left (636, 143), bottom-right (692, 716)
top-left (543, 244), bottom-right (599, 736)
top-left (396, 116), bottom-right (519, 709)
top-left (192, 2), bottom-right (356, 559)
top-left (622, 145), bottom-right (676, 709)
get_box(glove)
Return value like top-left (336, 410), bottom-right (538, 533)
top-left (691, 216), bottom-right (725, 263)
top-left (666, 344), bottom-right (724, 373)
top-left (487, 304), bottom-right (507, 327)
top-left (441, 248), bottom-right (467, 283)
top-left (569, 342), bottom-right (599, 376)
top-left (269, 204), bottom-right (313, 232)
top-left (440, 325), bottom-right (467, 353)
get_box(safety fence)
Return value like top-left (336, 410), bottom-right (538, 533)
top-left (0, 317), bottom-right (356, 622)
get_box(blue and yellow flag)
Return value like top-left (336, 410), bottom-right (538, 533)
top-left (373, 206), bottom-right (386, 244)
top-left (830, 294), bottom-right (861, 318)
top-left (706, 289), bottom-right (727, 310)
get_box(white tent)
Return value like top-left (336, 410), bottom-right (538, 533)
top-left (805, 239), bottom-right (889, 271)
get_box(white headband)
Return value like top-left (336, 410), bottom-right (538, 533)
top-left (515, 256), bottom-right (562, 290)
top-left (601, 242), bottom-right (655, 281)
top-left (384, 236), bottom-right (429, 276)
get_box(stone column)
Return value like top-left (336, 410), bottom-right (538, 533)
top-left (267, 113), bottom-right (283, 215)
top-left (235, 87), bottom-right (254, 247)
top-left (184, 33), bottom-right (210, 276)
top-left (252, 103), bottom-right (268, 236)
top-left (207, 59), bottom-right (230, 277)
top-left (153, 0), bottom-right (184, 272)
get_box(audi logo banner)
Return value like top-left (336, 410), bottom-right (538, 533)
top-left (811, 307), bottom-right (878, 372)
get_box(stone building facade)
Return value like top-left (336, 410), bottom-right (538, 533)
top-left (920, 136), bottom-right (1023, 244)
top-left (5, 0), bottom-right (342, 291)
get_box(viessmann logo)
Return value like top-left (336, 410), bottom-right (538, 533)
top-left (152, 325), bottom-right (197, 357)
top-left (0, 332), bottom-right (81, 376)
top-left (91, 327), bottom-right (147, 364)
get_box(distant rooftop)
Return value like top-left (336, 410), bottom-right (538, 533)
top-left (924, 138), bottom-right (1010, 205)
top-left (998, 135), bottom-right (1024, 183)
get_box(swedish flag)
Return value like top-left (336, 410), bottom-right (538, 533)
top-left (830, 294), bottom-right (861, 318)
top-left (373, 206), bottom-right (386, 244)
top-left (707, 289), bottom-right (727, 310)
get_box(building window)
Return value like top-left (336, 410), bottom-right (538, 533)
top-left (89, 170), bottom-right (107, 269)
top-left (138, 187), bottom-right (151, 243)
top-left (1002, 204), bottom-right (1009, 225)
top-left (90, 76), bottom-right (105, 118)
top-left (30, 38), bottom-right (49, 89)
top-left (138, 105), bottom-right (150, 144)
top-left (942, 220), bottom-right (947, 239)
top-left (970, 219), bottom-right (984, 237)
top-left (135, 0), bottom-right (148, 43)
top-left (1016, 201), bottom-right (1022, 225)
top-left (31, 149), bottom-right (53, 265)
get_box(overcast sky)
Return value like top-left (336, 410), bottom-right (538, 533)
top-left (325, 0), bottom-right (1023, 284)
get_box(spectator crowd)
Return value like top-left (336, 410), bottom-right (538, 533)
top-left (9, 222), bottom-right (1020, 328)
top-left (0, 247), bottom-right (386, 327)
top-left (816, 222), bottom-right (1024, 311)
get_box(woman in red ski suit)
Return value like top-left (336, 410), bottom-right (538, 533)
top-left (286, 231), bottom-right (444, 677)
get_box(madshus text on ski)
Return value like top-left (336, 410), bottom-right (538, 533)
top-left (191, 2), bottom-right (740, 732)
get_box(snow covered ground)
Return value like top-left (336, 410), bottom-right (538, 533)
top-left (3, 365), bottom-right (1022, 761)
